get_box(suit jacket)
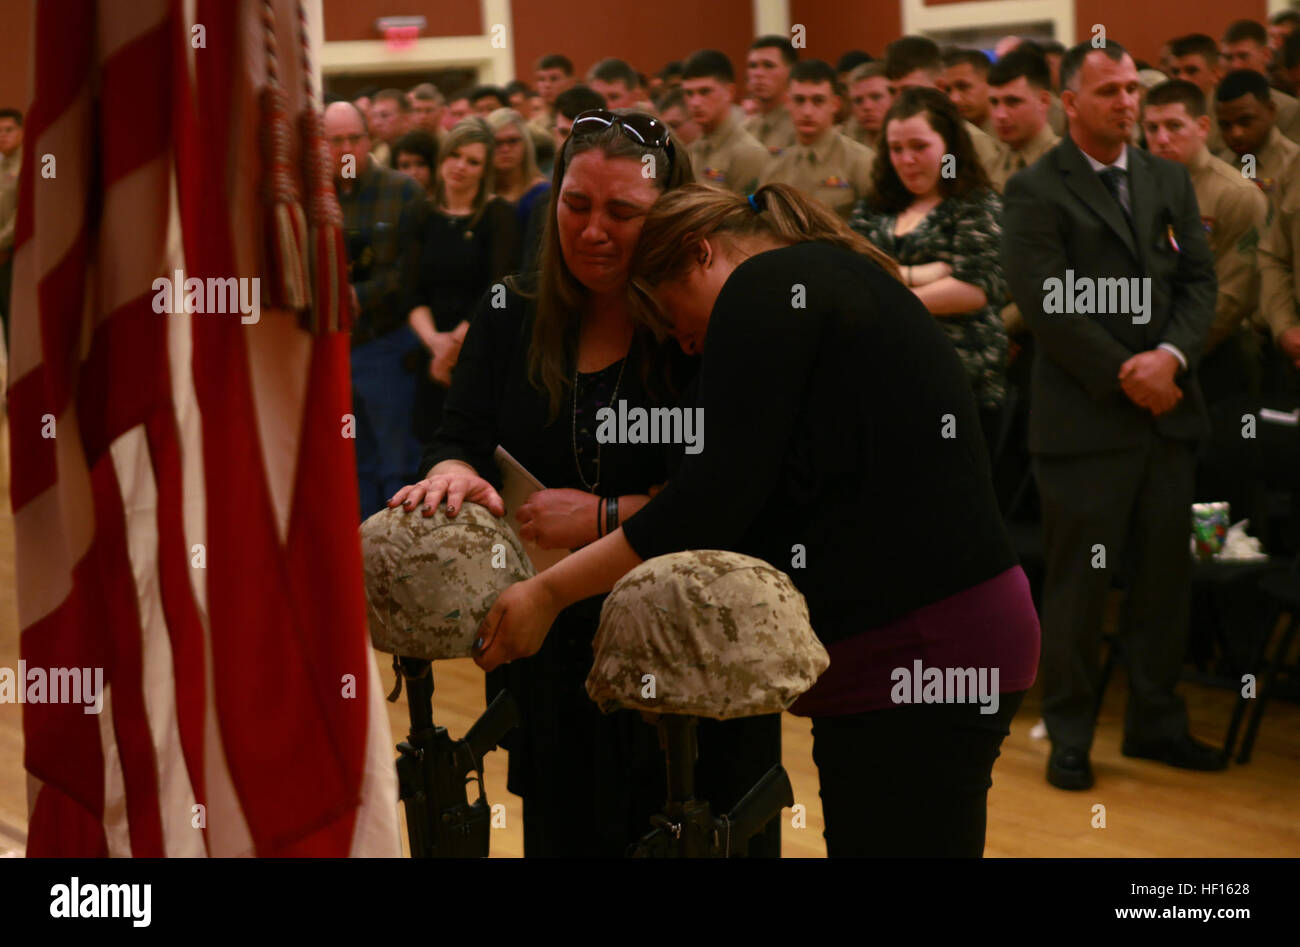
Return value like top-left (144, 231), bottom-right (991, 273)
top-left (1000, 137), bottom-right (1217, 455)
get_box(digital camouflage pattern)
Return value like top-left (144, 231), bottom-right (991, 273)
top-left (851, 186), bottom-right (1010, 410)
top-left (587, 550), bottom-right (829, 720)
top-left (361, 503), bottom-right (535, 660)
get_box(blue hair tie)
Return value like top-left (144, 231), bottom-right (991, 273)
top-left (748, 192), bottom-right (761, 212)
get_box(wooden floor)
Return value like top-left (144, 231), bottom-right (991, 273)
top-left (2, 409), bottom-right (1298, 857)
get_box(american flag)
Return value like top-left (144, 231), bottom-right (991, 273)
top-left (10, 0), bottom-right (399, 856)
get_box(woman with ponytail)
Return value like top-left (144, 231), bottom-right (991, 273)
top-left (475, 181), bottom-right (1041, 857)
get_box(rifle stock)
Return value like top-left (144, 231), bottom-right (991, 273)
top-left (722, 764), bottom-right (792, 854)
top-left (461, 690), bottom-right (519, 766)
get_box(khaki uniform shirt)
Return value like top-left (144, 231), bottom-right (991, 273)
top-left (1258, 168), bottom-right (1300, 341)
top-left (1187, 146), bottom-right (1270, 352)
top-left (759, 129), bottom-right (875, 220)
top-left (989, 123), bottom-right (1060, 194)
top-left (689, 113), bottom-right (769, 194)
top-left (839, 117), bottom-right (879, 150)
top-left (1048, 94), bottom-right (1066, 137)
top-left (1273, 88), bottom-right (1300, 144)
top-left (965, 120), bottom-right (1002, 179)
top-left (1216, 126), bottom-right (1300, 209)
top-left (744, 106), bottom-right (797, 158)
top-left (529, 111), bottom-right (556, 135)
top-left (1207, 117), bottom-right (1224, 155)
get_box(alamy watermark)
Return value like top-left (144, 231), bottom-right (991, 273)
top-left (595, 400), bottom-right (704, 455)
top-left (151, 270), bottom-right (261, 324)
top-left (1041, 270), bottom-right (1150, 325)
top-left (890, 659), bottom-right (1000, 714)
top-left (0, 662), bottom-right (104, 714)
top-left (50, 877), bottom-right (151, 927)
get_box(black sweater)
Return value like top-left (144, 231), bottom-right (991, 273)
top-left (621, 241), bottom-right (1018, 645)
top-left (402, 197), bottom-right (521, 332)
top-left (420, 280), bottom-right (697, 497)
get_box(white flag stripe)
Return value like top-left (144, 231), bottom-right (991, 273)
top-left (8, 238), bottom-right (38, 386)
top-left (200, 631), bottom-right (255, 857)
top-left (97, 685), bottom-right (132, 857)
top-left (108, 427), bottom-right (204, 857)
top-left (348, 649), bottom-right (403, 857)
top-left (164, 174), bottom-right (250, 857)
top-left (95, 0), bottom-right (168, 61)
top-left (164, 169), bottom-right (210, 625)
top-left (96, 156), bottom-right (171, 323)
top-left (245, 316), bottom-right (313, 546)
top-left (13, 408), bottom-right (95, 630)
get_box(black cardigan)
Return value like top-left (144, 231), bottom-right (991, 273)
top-left (621, 241), bottom-right (1018, 645)
top-left (402, 196), bottom-right (521, 332)
top-left (420, 280), bottom-right (697, 498)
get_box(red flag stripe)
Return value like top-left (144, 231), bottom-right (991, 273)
top-left (12, 92), bottom-right (95, 395)
top-left (17, 0), bottom-right (398, 857)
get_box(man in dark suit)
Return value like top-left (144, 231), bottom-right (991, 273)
top-left (1001, 39), bottom-right (1226, 790)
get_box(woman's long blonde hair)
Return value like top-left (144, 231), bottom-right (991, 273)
top-left (631, 183), bottom-right (902, 335)
top-left (485, 107), bottom-right (544, 196)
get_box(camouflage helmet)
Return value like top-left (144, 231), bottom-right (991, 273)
top-left (587, 550), bottom-right (828, 719)
top-left (361, 503), bottom-right (535, 660)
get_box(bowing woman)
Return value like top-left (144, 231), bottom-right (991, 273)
top-left (475, 183), bottom-right (1041, 857)
top-left (389, 112), bottom-right (781, 857)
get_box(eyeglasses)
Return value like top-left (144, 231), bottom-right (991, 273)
top-left (565, 109), bottom-right (676, 175)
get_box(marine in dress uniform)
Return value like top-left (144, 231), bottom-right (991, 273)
top-left (1258, 171), bottom-right (1300, 387)
top-left (990, 123), bottom-right (1061, 194)
top-left (690, 111), bottom-right (770, 195)
top-left (744, 105), bottom-right (797, 158)
top-left (1217, 126), bottom-right (1300, 209)
top-left (759, 128), bottom-right (875, 220)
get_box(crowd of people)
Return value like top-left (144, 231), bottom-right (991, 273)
top-left (321, 19), bottom-right (1300, 524)
top-left (6, 13), bottom-right (1297, 858)
top-left (326, 16), bottom-right (1300, 856)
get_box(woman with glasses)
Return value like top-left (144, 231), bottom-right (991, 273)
top-left (486, 108), bottom-right (551, 218)
top-left (473, 182), bottom-right (1040, 858)
top-left (389, 111), bottom-right (782, 857)
top-left (403, 118), bottom-right (519, 441)
top-left (486, 108), bottom-right (552, 273)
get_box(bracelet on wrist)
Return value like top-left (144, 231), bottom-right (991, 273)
top-left (605, 496), bottom-right (619, 535)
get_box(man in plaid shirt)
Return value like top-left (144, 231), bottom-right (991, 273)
top-left (325, 101), bottom-right (428, 519)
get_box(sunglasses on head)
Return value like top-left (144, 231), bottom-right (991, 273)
top-left (565, 109), bottom-right (676, 175)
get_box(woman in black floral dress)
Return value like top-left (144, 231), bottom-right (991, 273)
top-left (851, 87), bottom-right (1009, 451)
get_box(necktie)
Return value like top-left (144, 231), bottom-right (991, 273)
top-left (1098, 166), bottom-right (1131, 218)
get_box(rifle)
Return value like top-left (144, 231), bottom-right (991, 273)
top-left (392, 656), bottom-right (519, 857)
top-left (629, 714), bottom-right (793, 857)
